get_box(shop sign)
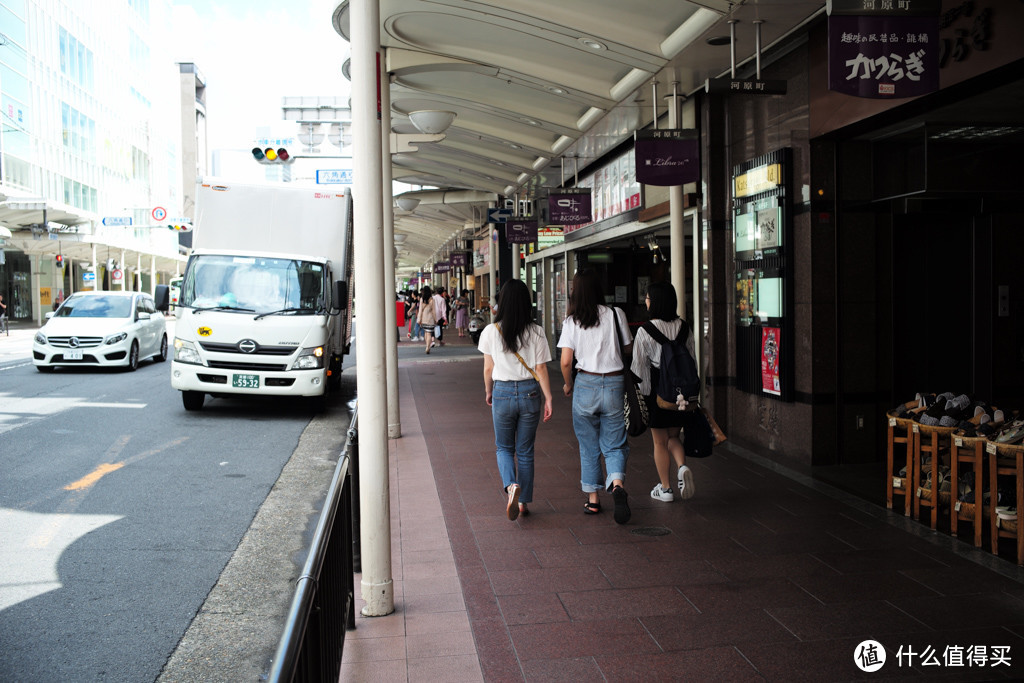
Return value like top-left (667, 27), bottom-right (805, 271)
top-left (705, 78), bottom-right (787, 95)
top-left (634, 129), bottom-right (699, 186)
top-left (506, 220), bottom-right (537, 244)
top-left (434, 261), bottom-right (451, 274)
top-left (734, 162), bottom-right (782, 199)
top-left (827, 0), bottom-right (940, 99)
top-left (537, 226), bottom-right (564, 249)
top-left (548, 188), bottom-right (592, 225)
top-left (449, 251), bottom-right (467, 267)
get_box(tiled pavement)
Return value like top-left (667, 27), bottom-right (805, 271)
top-left (342, 335), bottom-right (1024, 681)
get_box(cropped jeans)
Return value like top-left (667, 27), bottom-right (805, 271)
top-left (571, 372), bottom-right (629, 492)
top-left (491, 378), bottom-right (542, 503)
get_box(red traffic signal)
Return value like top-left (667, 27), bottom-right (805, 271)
top-left (251, 146), bottom-right (294, 164)
top-left (55, 254), bottom-right (64, 268)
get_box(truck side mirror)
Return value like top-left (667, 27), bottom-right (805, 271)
top-left (333, 280), bottom-right (348, 311)
top-left (154, 284), bottom-right (170, 311)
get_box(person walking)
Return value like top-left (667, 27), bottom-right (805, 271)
top-left (431, 287), bottom-right (448, 347)
top-left (406, 291), bottom-right (422, 341)
top-left (557, 269), bottom-right (633, 524)
top-left (417, 285), bottom-right (438, 353)
top-left (479, 279), bottom-right (553, 520)
top-left (455, 289), bottom-right (470, 337)
top-left (630, 282), bottom-right (697, 502)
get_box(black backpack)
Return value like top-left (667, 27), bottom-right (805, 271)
top-left (642, 320), bottom-right (700, 410)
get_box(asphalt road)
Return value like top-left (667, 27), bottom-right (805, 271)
top-left (0, 320), bottom-right (355, 682)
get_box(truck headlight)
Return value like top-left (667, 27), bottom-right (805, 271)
top-left (173, 338), bottom-right (204, 365)
top-left (291, 345), bottom-right (324, 370)
top-left (105, 332), bottom-right (128, 345)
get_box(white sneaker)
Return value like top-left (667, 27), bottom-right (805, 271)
top-left (650, 483), bottom-right (674, 502)
top-left (677, 465), bottom-right (695, 500)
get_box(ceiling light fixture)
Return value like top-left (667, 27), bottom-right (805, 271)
top-left (408, 110), bottom-right (457, 135)
top-left (395, 196), bottom-right (420, 212)
top-left (578, 37), bottom-right (606, 50)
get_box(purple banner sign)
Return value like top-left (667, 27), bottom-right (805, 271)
top-left (449, 251), bottom-right (467, 267)
top-left (434, 261), bottom-right (451, 274)
top-left (506, 220), bottom-right (537, 244)
top-left (828, 14), bottom-right (939, 99)
top-left (548, 189), bottom-right (592, 225)
top-left (634, 129), bottom-right (699, 187)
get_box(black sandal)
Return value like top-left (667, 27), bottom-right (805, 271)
top-left (583, 501), bottom-right (602, 514)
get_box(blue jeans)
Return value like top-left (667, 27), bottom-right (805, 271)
top-left (491, 378), bottom-right (542, 503)
top-left (571, 372), bottom-right (629, 492)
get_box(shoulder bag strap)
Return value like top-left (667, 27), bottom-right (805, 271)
top-left (611, 307), bottom-right (627, 367)
top-left (496, 323), bottom-right (539, 381)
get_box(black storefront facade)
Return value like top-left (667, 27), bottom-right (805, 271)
top-left (525, 0), bottom-right (1023, 504)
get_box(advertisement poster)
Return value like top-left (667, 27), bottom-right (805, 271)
top-left (736, 269), bottom-right (756, 326)
top-left (761, 327), bottom-right (781, 396)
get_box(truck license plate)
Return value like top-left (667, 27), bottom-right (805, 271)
top-left (65, 350), bottom-right (83, 360)
top-left (232, 373), bottom-right (260, 388)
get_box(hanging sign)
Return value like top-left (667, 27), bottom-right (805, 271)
top-left (705, 78), bottom-right (787, 95)
top-left (634, 129), bottom-right (699, 186)
top-left (434, 261), bottom-right (451, 274)
top-left (505, 220), bottom-right (537, 244)
top-left (449, 251), bottom-right (468, 267)
top-left (548, 188), bottom-right (592, 225)
top-left (827, 0), bottom-right (940, 99)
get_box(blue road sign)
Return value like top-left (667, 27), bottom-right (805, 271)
top-left (101, 217), bottom-right (133, 226)
top-left (487, 208), bottom-right (513, 223)
top-left (316, 169), bottom-right (353, 184)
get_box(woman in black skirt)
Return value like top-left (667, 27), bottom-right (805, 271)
top-left (630, 282), bottom-right (697, 502)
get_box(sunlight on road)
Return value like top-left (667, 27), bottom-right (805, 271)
top-left (0, 394), bottom-right (147, 435)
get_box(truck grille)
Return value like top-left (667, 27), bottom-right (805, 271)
top-left (207, 360), bottom-right (288, 372)
top-left (200, 341), bottom-right (296, 356)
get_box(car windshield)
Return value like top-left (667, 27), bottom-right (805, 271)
top-left (55, 295), bottom-right (133, 318)
top-left (180, 254), bottom-right (325, 315)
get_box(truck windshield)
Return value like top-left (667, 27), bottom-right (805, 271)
top-left (181, 255), bottom-right (325, 315)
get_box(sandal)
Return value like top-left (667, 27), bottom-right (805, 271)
top-left (583, 501), bottom-right (601, 514)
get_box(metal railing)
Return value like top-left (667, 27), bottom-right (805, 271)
top-left (268, 406), bottom-right (359, 682)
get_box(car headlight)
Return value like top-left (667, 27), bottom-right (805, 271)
top-left (34, 332), bottom-right (47, 344)
top-left (291, 346), bottom-right (324, 370)
top-left (105, 332), bottom-right (128, 345)
top-left (173, 338), bottom-right (204, 365)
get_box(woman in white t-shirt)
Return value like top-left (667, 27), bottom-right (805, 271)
top-left (557, 269), bottom-right (633, 524)
top-left (479, 279), bottom-right (553, 520)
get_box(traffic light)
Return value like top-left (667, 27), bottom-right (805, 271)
top-left (167, 223), bottom-right (192, 232)
top-left (55, 254), bottom-right (64, 268)
top-left (251, 147), bottom-right (293, 164)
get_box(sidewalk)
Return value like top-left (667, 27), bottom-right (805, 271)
top-left (344, 340), bottom-right (1024, 681)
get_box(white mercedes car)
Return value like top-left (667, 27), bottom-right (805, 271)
top-left (33, 290), bottom-right (168, 372)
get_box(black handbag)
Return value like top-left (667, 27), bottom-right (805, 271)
top-left (612, 308), bottom-right (649, 437)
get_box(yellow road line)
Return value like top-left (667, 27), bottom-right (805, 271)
top-left (64, 462), bottom-right (125, 491)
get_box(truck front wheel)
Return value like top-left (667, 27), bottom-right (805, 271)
top-left (182, 391), bottom-right (205, 411)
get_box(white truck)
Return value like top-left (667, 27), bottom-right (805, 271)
top-left (171, 178), bottom-right (353, 411)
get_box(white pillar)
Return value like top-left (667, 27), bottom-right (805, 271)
top-left (542, 256), bottom-right (553, 351)
top-left (91, 243), bottom-right (98, 291)
top-left (380, 52), bottom-right (401, 439)
top-left (669, 93), bottom-right (686, 318)
top-left (137, 252), bottom-right (142, 291)
top-left (488, 222), bottom-right (496, 308)
top-left (512, 243), bottom-right (520, 280)
top-left (30, 254), bottom-right (40, 325)
top-left (121, 249), bottom-right (127, 291)
top-left (351, 0), bottom-right (394, 618)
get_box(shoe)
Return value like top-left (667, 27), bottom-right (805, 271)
top-left (425, 348), bottom-right (430, 355)
top-left (506, 484), bottom-right (521, 521)
top-left (583, 501), bottom-right (602, 514)
top-left (650, 483), bottom-right (674, 502)
top-left (519, 503), bottom-right (530, 517)
top-left (431, 342), bottom-right (437, 348)
top-left (611, 485), bottom-right (630, 524)
top-left (677, 465), bottom-right (695, 500)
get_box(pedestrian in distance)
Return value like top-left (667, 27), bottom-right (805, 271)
top-left (417, 285), bottom-right (438, 354)
top-left (630, 282), bottom-right (697, 502)
top-left (557, 269), bottom-right (633, 524)
top-left (480, 279), bottom-right (553, 520)
top-left (432, 287), bottom-right (448, 347)
top-left (455, 288), bottom-right (470, 338)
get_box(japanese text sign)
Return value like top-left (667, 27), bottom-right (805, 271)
top-left (828, 14), bottom-right (939, 98)
top-left (548, 188), bottom-right (592, 225)
top-left (505, 220), bottom-right (538, 244)
top-left (634, 129), bottom-right (699, 186)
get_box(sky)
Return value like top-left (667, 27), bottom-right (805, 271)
top-left (169, 0), bottom-right (351, 153)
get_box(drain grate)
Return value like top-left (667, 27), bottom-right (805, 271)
top-left (631, 526), bottom-right (671, 537)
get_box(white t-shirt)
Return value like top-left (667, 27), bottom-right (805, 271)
top-left (630, 318), bottom-right (696, 395)
top-left (557, 306), bottom-right (631, 374)
top-left (478, 323), bottom-right (552, 381)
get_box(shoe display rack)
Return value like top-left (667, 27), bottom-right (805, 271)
top-left (913, 422), bottom-right (955, 530)
top-left (989, 441), bottom-right (1024, 567)
top-left (886, 409), bottom-right (915, 516)
top-left (950, 433), bottom-right (988, 548)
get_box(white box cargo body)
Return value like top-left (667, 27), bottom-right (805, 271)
top-left (170, 178), bottom-right (353, 411)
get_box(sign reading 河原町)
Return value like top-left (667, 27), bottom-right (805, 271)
top-left (634, 129), bottom-right (699, 187)
top-left (548, 188), bottom-right (592, 225)
top-left (828, 13), bottom-right (939, 99)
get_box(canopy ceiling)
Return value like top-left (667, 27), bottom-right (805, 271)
top-left (333, 0), bottom-right (824, 274)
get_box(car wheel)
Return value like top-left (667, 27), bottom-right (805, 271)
top-left (182, 391), bottom-right (205, 411)
top-left (126, 340), bottom-right (140, 371)
top-left (156, 334), bottom-right (168, 362)
top-left (37, 365), bottom-right (55, 373)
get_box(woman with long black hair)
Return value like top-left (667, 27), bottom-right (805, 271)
top-left (417, 285), bottom-right (437, 354)
top-left (479, 279), bottom-right (553, 520)
top-left (557, 269), bottom-right (633, 524)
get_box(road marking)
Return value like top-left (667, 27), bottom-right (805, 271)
top-left (65, 462), bottom-right (125, 491)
